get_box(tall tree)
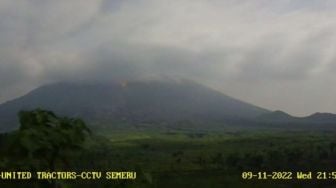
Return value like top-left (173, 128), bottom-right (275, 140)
top-left (2, 109), bottom-right (91, 187)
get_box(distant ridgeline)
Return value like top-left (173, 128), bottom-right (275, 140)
top-left (0, 80), bottom-right (335, 132)
top-left (256, 110), bottom-right (336, 125)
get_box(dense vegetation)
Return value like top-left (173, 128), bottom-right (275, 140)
top-left (1, 110), bottom-right (336, 187)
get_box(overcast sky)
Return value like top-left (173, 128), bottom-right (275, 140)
top-left (0, 0), bottom-right (335, 116)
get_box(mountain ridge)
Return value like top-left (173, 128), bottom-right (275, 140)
top-left (257, 110), bottom-right (336, 124)
top-left (0, 80), bottom-right (270, 131)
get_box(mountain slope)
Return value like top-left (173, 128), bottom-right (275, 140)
top-left (303, 113), bottom-right (336, 123)
top-left (257, 110), bottom-right (295, 122)
top-left (0, 80), bottom-right (269, 131)
top-left (257, 111), bottom-right (336, 125)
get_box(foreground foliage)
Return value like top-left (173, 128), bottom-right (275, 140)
top-left (1, 110), bottom-right (336, 187)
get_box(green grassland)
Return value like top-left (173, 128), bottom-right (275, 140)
top-left (2, 127), bottom-right (336, 188)
top-left (66, 129), bottom-right (336, 188)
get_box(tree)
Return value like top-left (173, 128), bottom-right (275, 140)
top-left (3, 109), bottom-right (91, 187)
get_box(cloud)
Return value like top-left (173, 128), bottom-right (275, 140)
top-left (0, 0), bottom-right (336, 115)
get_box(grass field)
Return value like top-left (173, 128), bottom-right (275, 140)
top-left (66, 128), bottom-right (336, 188)
top-left (2, 126), bottom-right (336, 188)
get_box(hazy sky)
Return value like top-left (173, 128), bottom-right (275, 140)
top-left (0, 0), bottom-right (335, 116)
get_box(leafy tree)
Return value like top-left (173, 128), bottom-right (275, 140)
top-left (1, 109), bottom-right (91, 187)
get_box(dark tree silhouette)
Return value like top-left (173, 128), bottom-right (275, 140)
top-left (3, 109), bottom-right (91, 188)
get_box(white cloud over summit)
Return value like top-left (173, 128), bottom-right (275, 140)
top-left (0, 0), bottom-right (336, 116)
